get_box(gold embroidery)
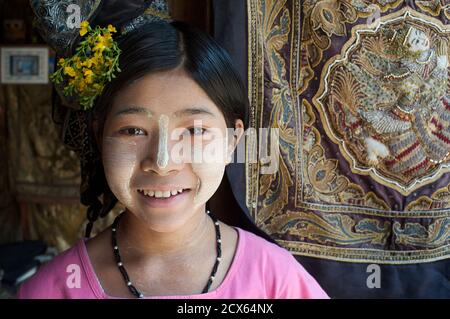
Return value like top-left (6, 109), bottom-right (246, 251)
top-left (406, 184), bottom-right (450, 210)
top-left (307, 144), bottom-right (349, 195)
top-left (314, 8), bottom-right (450, 195)
top-left (247, 1), bottom-right (450, 263)
top-left (299, 0), bottom-right (403, 94)
top-left (302, 100), bottom-right (390, 210)
top-left (416, 0), bottom-right (450, 19)
top-left (393, 218), bottom-right (449, 248)
top-left (278, 240), bottom-right (449, 264)
top-left (248, 0), bottom-right (297, 224)
top-left (258, 155), bottom-right (293, 225)
top-left (267, 210), bottom-right (391, 246)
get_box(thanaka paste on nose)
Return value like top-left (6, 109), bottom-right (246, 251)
top-left (157, 114), bottom-right (169, 169)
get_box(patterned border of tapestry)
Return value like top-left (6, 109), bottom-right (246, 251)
top-left (246, 0), bottom-right (449, 264)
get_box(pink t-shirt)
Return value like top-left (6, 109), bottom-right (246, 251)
top-left (18, 227), bottom-right (328, 299)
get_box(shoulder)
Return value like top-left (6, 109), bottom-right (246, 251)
top-left (234, 228), bottom-right (329, 299)
top-left (17, 240), bottom-right (94, 299)
top-left (236, 227), bottom-right (296, 265)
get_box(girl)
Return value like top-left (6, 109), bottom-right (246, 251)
top-left (19, 1), bottom-right (328, 299)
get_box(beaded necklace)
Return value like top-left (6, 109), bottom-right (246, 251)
top-left (111, 210), bottom-right (221, 298)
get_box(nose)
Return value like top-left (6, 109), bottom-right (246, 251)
top-left (140, 119), bottom-right (184, 176)
top-left (140, 137), bottom-right (184, 176)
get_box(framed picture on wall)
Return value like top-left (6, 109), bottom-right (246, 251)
top-left (1, 46), bottom-right (49, 84)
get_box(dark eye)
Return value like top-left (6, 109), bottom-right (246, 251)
top-left (188, 127), bottom-right (207, 136)
top-left (120, 127), bottom-right (146, 136)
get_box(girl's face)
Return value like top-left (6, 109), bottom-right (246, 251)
top-left (102, 68), bottom-right (243, 232)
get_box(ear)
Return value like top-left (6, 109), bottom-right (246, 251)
top-left (226, 119), bottom-right (245, 165)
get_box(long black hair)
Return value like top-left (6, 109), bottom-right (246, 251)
top-left (82, 20), bottom-right (276, 245)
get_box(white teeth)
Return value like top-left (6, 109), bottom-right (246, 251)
top-left (139, 189), bottom-right (186, 198)
top-left (162, 191), bottom-right (171, 198)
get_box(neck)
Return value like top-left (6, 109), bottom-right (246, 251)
top-left (116, 206), bottom-right (211, 258)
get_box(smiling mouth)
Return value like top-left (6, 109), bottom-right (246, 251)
top-left (137, 188), bottom-right (190, 199)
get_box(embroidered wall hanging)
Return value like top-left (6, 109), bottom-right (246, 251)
top-left (246, 0), bottom-right (449, 264)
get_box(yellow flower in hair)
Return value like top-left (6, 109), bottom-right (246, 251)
top-left (77, 80), bottom-right (86, 92)
top-left (82, 58), bottom-right (94, 68)
top-left (50, 21), bottom-right (121, 110)
top-left (84, 69), bottom-right (94, 83)
top-left (104, 32), bottom-right (112, 41)
top-left (80, 21), bottom-right (89, 36)
top-left (85, 76), bottom-right (94, 84)
top-left (107, 24), bottom-right (117, 33)
top-left (64, 66), bottom-right (76, 77)
top-left (75, 57), bottom-right (83, 69)
top-left (94, 35), bottom-right (108, 52)
top-left (92, 52), bottom-right (103, 65)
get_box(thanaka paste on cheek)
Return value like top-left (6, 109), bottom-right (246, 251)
top-left (192, 162), bottom-right (225, 206)
top-left (191, 135), bottom-right (230, 206)
top-left (102, 137), bottom-right (138, 207)
top-left (157, 114), bottom-right (169, 169)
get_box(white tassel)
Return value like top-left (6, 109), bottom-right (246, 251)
top-left (365, 137), bottom-right (390, 165)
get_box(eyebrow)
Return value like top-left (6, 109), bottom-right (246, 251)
top-left (114, 106), bottom-right (153, 117)
top-left (173, 107), bottom-right (216, 118)
top-left (114, 106), bottom-right (216, 118)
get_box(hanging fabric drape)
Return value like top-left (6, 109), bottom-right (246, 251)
top-left (213, 0), bottom-right (449, 298)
